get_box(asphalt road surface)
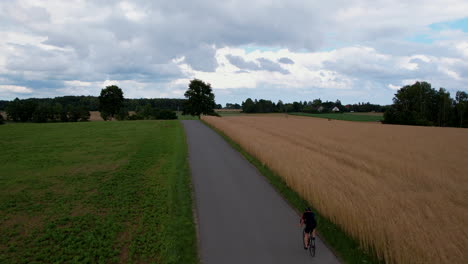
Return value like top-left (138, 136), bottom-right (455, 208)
top-left (182, 120), bottom-right (341, 264)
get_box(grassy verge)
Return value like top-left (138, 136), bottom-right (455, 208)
top-left (0, 121), bottom-right (198, 264)
top-left (176, 112), bottom-right (200, 120)
top-left (290, 112), bottom-right (383, 122)
top-left (202, 119), bottom-right (382, 264)
top-left (215, 110), bottom-right (245, 117)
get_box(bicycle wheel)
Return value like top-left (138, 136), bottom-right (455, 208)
top-left (309, 237), bottom-right (316, 257)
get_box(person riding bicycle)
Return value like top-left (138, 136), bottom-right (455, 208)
top-left (300, 207), bottom-right (317, 249)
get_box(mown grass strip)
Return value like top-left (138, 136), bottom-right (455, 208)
top-left (202, 119), bottom-right (382, 264)
top-left (290, 112), bottom-right (383, 122)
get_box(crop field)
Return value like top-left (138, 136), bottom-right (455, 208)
top-left (202, 115), bottom-right (468, 264)
top-left (289, 112), bottom-right (383, 122)
top-left (0, 121), bottom-right (197, 263)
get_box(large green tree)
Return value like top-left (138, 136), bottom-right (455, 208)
top-left (98, 85), bottom-right (124, 120)
top-left (183, 79), bottom-right (216, 118)
top-left (455, 91), bottom-right (468, 127)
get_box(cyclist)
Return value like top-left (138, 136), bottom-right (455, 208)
top-left (300, 207), bottom-right (317, 249)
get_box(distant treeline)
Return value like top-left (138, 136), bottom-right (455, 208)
top-left (240, 98), bottom-right (387, 113)
top-left (4, 98), bottom-right (91, 122)
top-left (0, 96), bottom-right (186, 122)
top-left (0, 96), bottom-right (186, 112)
top-left (224, 103), bottom-right (241, 109)
top-left (383, 82), bottom-right (468, 127)
top-left (238, 81), bottom-right (468, 128)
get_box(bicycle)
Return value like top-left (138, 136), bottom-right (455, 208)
top-left (302, 229), bottom-right (316, 257)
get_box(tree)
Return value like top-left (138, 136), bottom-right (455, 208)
top-left (116, 108), bottom-right (129, 121)
top-left (0, 114), bottom-right (4, 125)
top-left (67, 106), bottom-right (90, 122)
top-left (98, 85), bottom-right (124, 120)
top-left (242, 98), bottom-right (255, 113)
top-left (5, 98), bottom-right (22, 121)
top-left (435, 88), bottom-right (453, 127)
top-left (32, 103), bottom-right (52, 123)
top-left (183, 79), bottom-right (216, 118)
top-left (455, 91), bottom-right (468, 127)
top-left (277, 100), bottom-right (284, 112)
top-left (382, 81), bottom-right (461, 127)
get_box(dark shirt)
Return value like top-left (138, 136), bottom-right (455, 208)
top-left (302, 211), bottom-right (316, 226)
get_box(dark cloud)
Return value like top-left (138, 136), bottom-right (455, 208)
top-left (257, 58), bottom-right (289, 74)
top-left (226, 55), bottom-right (260, 71)
top-left (279, 57), bottom-right (294, 64)
top-left (183, 44), bottom-right (219, 71)
top-left (226, 55), bottom-right (288, 74)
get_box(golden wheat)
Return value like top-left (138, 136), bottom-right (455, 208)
top-left (202, 114), bottom-right (468, 264)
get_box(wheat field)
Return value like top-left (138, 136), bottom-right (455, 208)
top-left (202, 115), bottom-right (468, 264)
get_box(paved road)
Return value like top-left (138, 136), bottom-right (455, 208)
top-left (183, 120), bottom-right (341, 264)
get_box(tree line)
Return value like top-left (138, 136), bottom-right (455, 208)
top-left (383, 82), bottom-right (468, 127)
top-left (240, 98), bottom-right (387, 113)
top-left (1, 92), bottom-right (187, 123)
top-left (1, 79), bottom-right (219, 123)
top-left (5, 98), bottom-right (90, 122)
top-left (0, 96), bottom-right (187, 112)
top-left (238, 81), bottom-right (467, 128)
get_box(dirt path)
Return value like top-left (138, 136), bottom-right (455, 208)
top-left (182, 120), bottom-right (340, 264)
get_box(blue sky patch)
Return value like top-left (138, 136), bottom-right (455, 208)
top-left (241, 45), bottom-right (282, 53)
top-left (405, 34), bottom-right (434, 44)
top-left (429, 17), bottom-right (468, 32)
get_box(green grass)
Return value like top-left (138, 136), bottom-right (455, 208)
top-left (202, 120), bottom-right (383, 264)
top-left (215, 111), bottom-right (245, 117)
top-left (0, 121), bottom-right (198, 264)
top-left (290, 112), bottom-right (383, 122)
top-left (176, 112), bottom-right (199, 120)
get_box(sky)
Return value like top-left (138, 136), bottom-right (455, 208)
top-left (0, 0), bottom-right (467, 106)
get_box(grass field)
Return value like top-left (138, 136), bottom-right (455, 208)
top-left (202, 115), bottom-right (468, 264)
top-left (289, 112), bottom-right (384, 122)
top-left (215, 109), bottom-right (245, 117)
top-left (176, 111), bottom-right (199, 120)
top-left (0, 121), bottom-right (197, 263)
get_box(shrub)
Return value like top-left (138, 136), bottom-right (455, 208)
top-left (155, 109), bottom-right (177, 120)
top-left (116, 108), bottom-right (129, 121)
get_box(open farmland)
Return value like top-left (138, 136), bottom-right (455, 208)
top-left (290, 112), bottom-right (384, 122)
top-left (0, 121), bottom-right (197, 263)
top-left (202, 115), bottom-right (468, 264)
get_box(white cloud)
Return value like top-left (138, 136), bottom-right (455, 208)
top-left (0, 85), bottom-right (33, 93)
top-left (0, 0), bottom-right (467, 104)
top-left (118, 2), bottom-right (146, 22)
top-left (388, 84), bottom-right (401, 90)
top-left (456, 42), bottom-right (468, 57)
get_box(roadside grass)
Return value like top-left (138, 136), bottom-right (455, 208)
top-left (176, 112), bottom-right (199, 120)
top-left (202, 120), bottom-right (382, 264)
top-left (0, 121), bottom-right (197, 264)
top-left (215, 110), bottom-right (245, 117)
top-left (290, 112), bottom-right (383, 122)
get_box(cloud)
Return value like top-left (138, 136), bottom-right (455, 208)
top-left (225, 55), bottom-right (289, 74)
top-left (0, 0), bottom-right (467, 105)
top-left (225, 55), bottom-right (260, 71)
top-left (0, 85), bottom-right (33, 94)
top-left (279, 57), bottom-right (294, 64)
top-left (257, 58), bottom-right (289, 74)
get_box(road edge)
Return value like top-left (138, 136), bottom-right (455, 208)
top-left (181, 120), bottom-right (202, 264)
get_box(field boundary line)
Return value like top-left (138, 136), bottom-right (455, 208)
top-left (201, 119), bottom-right (383, 264)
